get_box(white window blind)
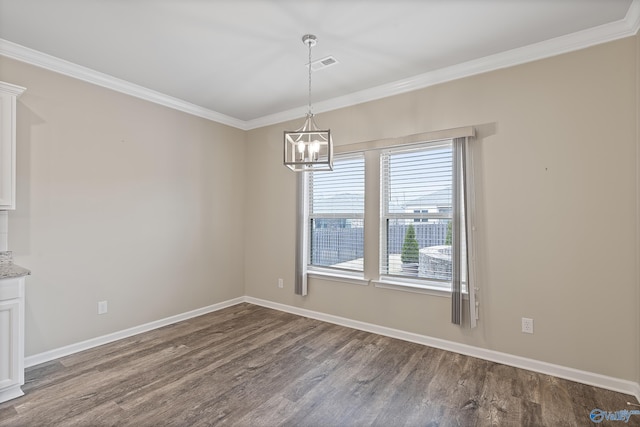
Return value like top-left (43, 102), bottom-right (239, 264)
top-left (308, 154), bottom-right (365, 272)
top-left (380, 141), bottom-right (455, 288)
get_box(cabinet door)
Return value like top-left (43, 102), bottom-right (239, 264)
top-left (0, 82), bottom-right (25, 211)
top-left (0, 91), bottom-right (16, 210)
top-left (0, 299), bottom-right (20, 390)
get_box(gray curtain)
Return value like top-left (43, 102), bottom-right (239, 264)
top-left (451, 136), bottom-right (478, 327)
top-left (295, 173), bottom-right (308, 296)
top-left (451, 137), bottom-right (467, 325)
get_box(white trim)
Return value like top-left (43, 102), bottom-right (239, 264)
top-left (0, 81), bottom-right (26, 97)
top-left (22, 295), bottom-right (640, 403)
top-left (2, 0), bottom-right (639, 131)
top-left (307, 270), bottom-right (369, 287)
top-left (628, 0), bottom-right (640, 34)
top-left (245, 1), bottom-right (640, 130)
top-left (373, 279), bottom-right (450, 298)
top-left (24, 297), bottom-right (245, 368)
top-left (0, 39), bottom-right (247, 131)
top-left (0, 387), bottom-right (23, 403)
top-left (633, 383), bottom-right (640, 405)
top-left (244, 296), bottom-right (640, 402)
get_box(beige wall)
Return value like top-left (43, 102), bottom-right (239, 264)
top-left (1, 34), bottom-right (638, 384)
top-left (0, 57), bottom-right (246, 356)
top-left (245, 37), bottom-right (639, 382)
top-left (636, 30), bottom-right (640, 387)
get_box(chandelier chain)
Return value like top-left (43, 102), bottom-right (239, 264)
top-left (307, 39), bottom-right (312, 115)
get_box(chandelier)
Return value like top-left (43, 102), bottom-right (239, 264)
top-left (283, 34), bottom-right (333, 172)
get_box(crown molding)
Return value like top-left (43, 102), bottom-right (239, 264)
top-left (0, 39), bottom-right (248, 130)
top-left (246, 0), bottom-right (640, 130)
top-left (2, 0), bottom-right (639, 131)
top-left (0, 81), bottom-right (26, 97)
top-left (628, 0), bottom-right (640, 33)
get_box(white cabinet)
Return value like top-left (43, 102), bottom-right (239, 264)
top-left (0, 82), bottom-right (26, 210)
top-left (0, 275), bottom-right (25, 403)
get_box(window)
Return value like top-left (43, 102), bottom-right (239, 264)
top-left (380, 141), bottom-right (458, 289)
top-left (307, 154), bottom-right (365, 272)
top-left (296, 129), bottom-right (476, 327)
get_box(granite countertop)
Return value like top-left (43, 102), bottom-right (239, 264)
top-left (0, 251), bottom-right (31, 279)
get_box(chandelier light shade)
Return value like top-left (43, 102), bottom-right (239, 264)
top-left (284, 113), bottom-right (333, 171)
top-left (284, 34), bottom-right (334, 172)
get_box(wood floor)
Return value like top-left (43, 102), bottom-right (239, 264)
top-left (0, 303), bottom-right (638, 427)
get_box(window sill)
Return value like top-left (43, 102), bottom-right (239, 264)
top-left (373, 279), bottom-right (449, 298)
top-left (307, 268), bottom-right (369, 287)
top-left (306, 270), bottom-right (469, 299)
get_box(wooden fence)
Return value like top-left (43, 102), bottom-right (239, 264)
top-left (311, 222), bottom-right (449, 267)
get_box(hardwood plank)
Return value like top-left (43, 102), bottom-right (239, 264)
top-left (541, 375), bottom-right (583, 426)
top-left (371, 346), bottom-right (450, 426)
top-left (0, 303), bottom-right (637, 427)
top-left (476, 364), bottom-right (538, 426)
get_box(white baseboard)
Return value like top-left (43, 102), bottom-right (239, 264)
top-left (24, 297), bottom-right (245, 368)
top-left (633, 383), bottom-right (640, 406)
top-left (244, 296), bottom-right (640, 403)
top-left (24, 295), bottom-right (640, 404)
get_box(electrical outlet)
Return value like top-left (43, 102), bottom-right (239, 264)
top-left (278, 278), bottom-right (284, 289)
top-left (98, 300), bottom-right (108, 315)
top-left (522, 317), bottom-right (534, 334)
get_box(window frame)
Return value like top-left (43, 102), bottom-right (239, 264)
top-left (379, 140), bottom-right (456, 292)
top-left (296, 126), bottom-right (475, 298)
top-left (305, 152), bottom-right (366, 278)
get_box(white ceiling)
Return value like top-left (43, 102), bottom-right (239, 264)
top-left (1, 0), bottom-right (639, 129)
